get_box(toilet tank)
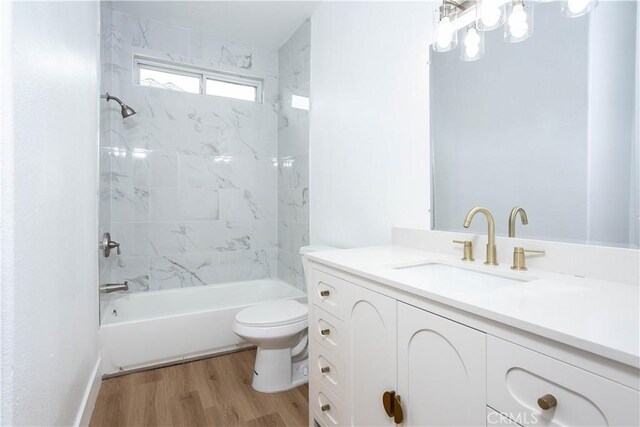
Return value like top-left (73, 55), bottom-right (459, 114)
top-left (299, 245), bottom-right (338, 292)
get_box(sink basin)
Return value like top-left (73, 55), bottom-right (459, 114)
top-left (393, 262), bottom-right (529, 291)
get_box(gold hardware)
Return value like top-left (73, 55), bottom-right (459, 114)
top-left (382, 391), bottom-right (395, 418)
top-left (382, 391), bottom-right (404, 424)
top-left (320, 328), bottom-right (331, 336)
top-left (453, 240), bottom-right (474, 262)
top-left (320, 290), bottom-right (330, 297)
top-left (537, 394), bottom-right (557, 410)
top-left (508, 206), bottom-right (529, 237)
top-left (321, 366), bottom-right (330, 373)
top-left (463, 207), bottom-right (498, 265)
top-left (511, 247), bottom-right (545, 271)
top-left (321, 404), bottom-right (331, 412)
top-left (393, 394), bottom-right (404, 424)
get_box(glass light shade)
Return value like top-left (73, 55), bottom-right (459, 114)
top-left (461, 26), bottom-right (485, 61)
top-left (432, 6), bottom-right (458, 52)
top-left (476, 0), bottom-right (506, 31)
top-left (504, 0), bottom-right (533, 43)
top-left (562, 0), bottom-right (598, 17)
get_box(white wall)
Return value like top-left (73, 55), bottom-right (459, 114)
top-left (1, 2), bottom-right (101, 425)
top-left (309, 2), bottom-right (435, 248)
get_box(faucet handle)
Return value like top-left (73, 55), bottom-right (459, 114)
top-left (511, 247), bottom-right (545, 271)
top-left (453, 240), bottom-right (475, 262)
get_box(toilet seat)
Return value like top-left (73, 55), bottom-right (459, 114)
top-left (235, 299), bottom-right (307, 327)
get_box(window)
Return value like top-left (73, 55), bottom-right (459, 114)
top-left (139, 67), bottom-right (200, 94)
top-left (291, 94), bottom-right (310, 111)
top-left (135, 56), bottom-right (262, 102)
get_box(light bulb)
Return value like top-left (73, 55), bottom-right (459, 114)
top-left (567, 0), bottom-right (590, 14)
top-left (464, 28), bottom-right (481, 59)
top-left (436, 17), bottom-right (454, 49)
top-left (508, 4), bottom-right (528, 39)
top-left (480, 0), bottom-right (502, 28)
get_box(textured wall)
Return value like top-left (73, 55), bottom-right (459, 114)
top-left (277, 20), bottom-right (310, 290)
top-left (0, 2), bottom-right (100, 425)
top-left (100, 10), bottom-right (279, 294)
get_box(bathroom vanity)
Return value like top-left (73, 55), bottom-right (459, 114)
top-left (305, 230), bottom-right (640, 427)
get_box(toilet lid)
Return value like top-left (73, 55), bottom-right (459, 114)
top-left (236, 300), bottom-right (307, 327)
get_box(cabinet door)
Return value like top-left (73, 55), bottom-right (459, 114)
top-left (397, 302), bottom-right (486, 426)
top-left (343, 282), bottom-right (397, 426)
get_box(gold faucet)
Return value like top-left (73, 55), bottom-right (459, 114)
top-left (508, 206), bottom-right (528, 237)
top-left (463, 207), bottom-right (498, 265)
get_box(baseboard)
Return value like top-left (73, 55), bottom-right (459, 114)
top-left (74, 357), bottom-right (102, 427)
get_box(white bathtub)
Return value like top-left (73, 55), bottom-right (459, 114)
top-left (99, 278), bottom-right (306, 375)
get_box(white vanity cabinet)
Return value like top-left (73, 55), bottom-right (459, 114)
top-left (309, 268), bottom-right (487, 426)
top-left (397, 302), bottom-right (487, 426)
top-left (308, 263), bottom-right (640, 427)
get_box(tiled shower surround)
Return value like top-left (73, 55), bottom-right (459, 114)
top-left (99, 9), bottom-right (310, 293)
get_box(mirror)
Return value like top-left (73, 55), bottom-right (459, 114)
top-left (430, 1), bottom-right (639, 248)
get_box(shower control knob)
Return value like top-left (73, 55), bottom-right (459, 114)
top-left (320, 290), bottom-right (330, 297)
top-left (101, 232), bottom-right (121, 257)
top-left (320, 328), bottom-right (331, 336)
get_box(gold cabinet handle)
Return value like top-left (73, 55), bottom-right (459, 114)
top-left (383, 391), bottom-right (395, 418)
top-left (321, 366), bottom-right (330, 373)
top-left (320, 328), bottom-right (331, 336)
top-left (453, 240), bottom-right (474, 262)
top-left (382, 391), bottom-right (404, 424)
top-left (537, 394), bottom-right (557, 410)
top-left (320, 290), bottom-right (330, 297)
top-left (321, 404), bottom-right (331, 412)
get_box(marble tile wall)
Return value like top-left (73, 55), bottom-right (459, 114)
top-left (277, 21), bottom-right (311, 290)
top-left (99, 3), bottom-right (113, 287)
top-left (99, 9), bottom-right (280, 293)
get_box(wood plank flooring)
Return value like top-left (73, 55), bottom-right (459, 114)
top-left (89, 349), bottom-right (309, 427)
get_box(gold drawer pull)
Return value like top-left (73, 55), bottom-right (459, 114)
top-left (320, 290), bottom-right (330, 297)
top-left (320, 328), bottom-right (331, 336)
top-left (382, 390), bottom-right (404, 424)
top-left (321, 366), bottom-right (330, 373)
top-left (321, 404), bottom-right (331, 412)
top-left (538, 394), bottom-right (557, 410)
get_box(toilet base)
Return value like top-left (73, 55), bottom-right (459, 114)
top-left (252, 347), bottom-right (309, 393)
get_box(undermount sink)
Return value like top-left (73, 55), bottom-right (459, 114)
top-left (393, 262), bottom-right (530, 291)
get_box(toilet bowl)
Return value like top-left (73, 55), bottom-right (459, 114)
top-left (233, 245), bottom-right (337, 393)
top-left (233, 299), bottom-right (309, 393)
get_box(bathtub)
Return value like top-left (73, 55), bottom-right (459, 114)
top-left (99, 278), bottom-right (306, 375)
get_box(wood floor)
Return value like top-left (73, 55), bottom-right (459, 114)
top-left (89, 349), bottom-right (309, 427)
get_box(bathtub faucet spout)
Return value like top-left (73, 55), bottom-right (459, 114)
top-left (100, 281), bottom-right (129, 293)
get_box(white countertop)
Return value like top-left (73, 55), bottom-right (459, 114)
top-left (307, 245), bottom-right (640, 368)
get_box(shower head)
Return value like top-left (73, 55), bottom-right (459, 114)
top-left (101, 93), bottom-right (136, 118)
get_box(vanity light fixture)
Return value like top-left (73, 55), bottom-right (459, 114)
top-left (461, 25), bottom-right (485, 61)
top-left (433, 1), bottom-right (460, 52)
top-left (562, 0), bottom-right (598, 18)
top-left (476, 0), bottom-right (506, 31)
top-left (504, 0), bottom-right (533, 43)
top-left (432, 0), bottom-right (597, 61)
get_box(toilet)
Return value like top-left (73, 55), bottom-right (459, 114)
top-left (233, 245), bottom-right (336, 393)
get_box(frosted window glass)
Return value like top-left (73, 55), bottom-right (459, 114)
top-left (206, 79), bottom-right (257, 101)
top-left (139, 68), bottom-right (200, 94)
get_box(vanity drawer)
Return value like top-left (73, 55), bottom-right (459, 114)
top-left (487, 336), bottom-right (639, 426)
top-left (310, 379), bottom-right (344, 427)
top-left (311, 305), bottom-right (345, 354)
top-left (310, 338), bottom-right (345, 401)
top-left (311, 269), bottom-right (350, 320)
